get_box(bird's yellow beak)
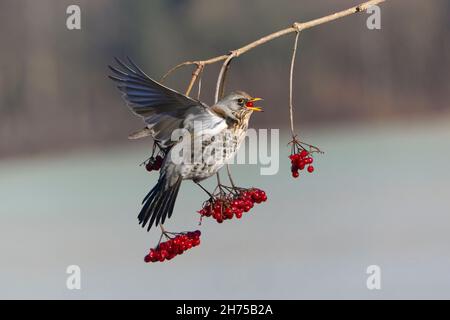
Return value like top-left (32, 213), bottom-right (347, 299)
top-left (245, 97), bottom-right (263, 112)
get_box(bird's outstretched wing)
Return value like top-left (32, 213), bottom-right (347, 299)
top-left (109, 57), bottom-right (222, 147)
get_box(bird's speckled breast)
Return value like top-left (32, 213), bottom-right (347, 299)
top-left (178, 122), bottom-right (249, 181)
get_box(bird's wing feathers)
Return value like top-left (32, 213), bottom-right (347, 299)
top-left (109, 57), bottom-right (222, 146)
top-left (109, 57), bottom-right (197, 116)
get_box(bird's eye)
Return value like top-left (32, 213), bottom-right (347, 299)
top-left (237, 98), bottom-right (244, 105)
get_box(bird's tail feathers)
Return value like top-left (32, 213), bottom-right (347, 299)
top-left (138, 174), bottom-right (182, 231)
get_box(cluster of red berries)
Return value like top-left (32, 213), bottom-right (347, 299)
top-left (290, 149), bottom-right (315, 178)
top-left (198, 188), bottom-right (267, 223)
top-left (144, 230), bottom-right (201, 263)
top-left (145, 155), bottom-right (163, 172)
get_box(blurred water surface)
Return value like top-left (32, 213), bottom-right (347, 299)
top-left (1, 119), bottom-right (450, 299)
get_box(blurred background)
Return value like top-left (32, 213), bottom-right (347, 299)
top-left (1, 0), bottom-right (450, 299)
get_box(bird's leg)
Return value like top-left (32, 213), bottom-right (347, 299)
top-left (226, 164), bottom-right (237, 189)
top-left (216, 172), bottom-right (221, 186)
top-left (195, 181), bottom-right (213, 198)
top-left (159, 224), bottom-right (170, 240)
top-left (157, 228), bottom-right (165, 247)
top-left (215, 172), bottom-right (227, 195)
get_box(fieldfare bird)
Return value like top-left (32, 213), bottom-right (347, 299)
top-left (109, 57), bottom-right (263, 230)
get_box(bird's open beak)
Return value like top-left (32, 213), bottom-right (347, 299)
top-left (245, 97), bottom-right (263, 112)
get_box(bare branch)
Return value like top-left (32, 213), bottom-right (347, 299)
top-left (163, 0), bottom-right (386, 94)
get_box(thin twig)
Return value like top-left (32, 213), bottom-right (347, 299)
top-left (215, 53), bottom-right (236, 103)
top-left (218, 60), bottom-right (232, 100)
top-left (185, 64), bottom-right (204, 97)
top-left (289, 31), bottom-right (300, 137)
top-left (160, 61), bottom-right (199, 82)
top-left (197, 67), bottom-right (203, 100)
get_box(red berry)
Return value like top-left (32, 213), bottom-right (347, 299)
top-left (292, 171), bottom-right (299, 178)
top-left (153, 251), bottom-right (161, 261)
top-left (300, 150), bottom-right (309, 158)
top-left (145, 229), bottom-right (202, 264)
top-left (296, 159), bottom-right (305, 169)
top-left (197, 189), bottom-right (266, 224)
top-left (145, 162), bottom-right (153, 172)
top-left (224, 208), bottom-right (233, 219)
top-left (166, 254), bottom-right (174, 260)
top-left (307, 165), bottom-right (314, 173)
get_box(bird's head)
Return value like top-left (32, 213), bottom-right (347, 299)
top-left (213, 91), bottom-right (263, 122)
